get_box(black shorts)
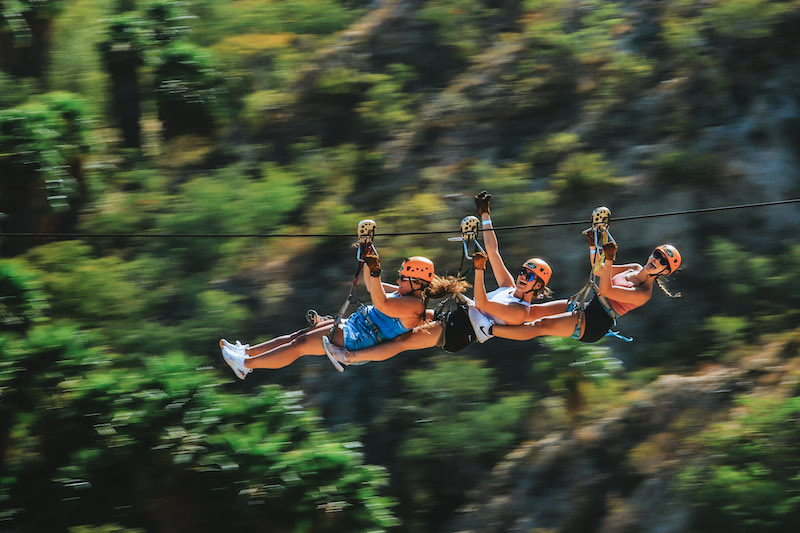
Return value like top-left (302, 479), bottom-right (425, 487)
top-left (438, 305), bottom-right (476, 353)
top-left (579, 296), bottom-right (614, 343)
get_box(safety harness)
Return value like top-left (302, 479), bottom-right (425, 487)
top-left (433, 216), bottom-right (488, 352)
top-left (567, 207), bottom-right (632, 343)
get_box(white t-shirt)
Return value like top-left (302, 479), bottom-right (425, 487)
top-left (469, 286), bottom-right (531, 325)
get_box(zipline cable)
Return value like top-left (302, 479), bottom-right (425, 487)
top-left (1, 198), bottom-right (798, 240)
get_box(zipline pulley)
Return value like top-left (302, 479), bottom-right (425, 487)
top-left (355, 219), bottom-right (377, 261)
top-left (447, 216), bottom-right (486, 260)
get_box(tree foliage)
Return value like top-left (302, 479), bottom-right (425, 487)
top-left (678, 394), bottom-right (800, 532)
top-left (2, 0), bottom-right (800, 531)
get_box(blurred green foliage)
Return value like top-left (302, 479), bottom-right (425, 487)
top-left (705, 240), bottom-right (800, 336)
top-left (678, 394), bottom-right (800, 532)
top-left (380, 356), bottom-right (533, 529)
top-left (2, 0), bottom-right (800, 531)
top-left (154, 42), bottom-right (226, 138)
top-left (0, 326), bottom-right (397, 531)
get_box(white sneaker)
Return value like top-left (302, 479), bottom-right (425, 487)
top-left (321, 336), bottom-right (346, 373)
top-left (221, 344), bottom-right (252, 380)
top-left (221, 339), bottom-right (249, 356)
top-left (468, 307), bottom-right (495, 343)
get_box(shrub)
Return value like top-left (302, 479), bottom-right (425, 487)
top-left (678, 394), bottom-right (800, 532)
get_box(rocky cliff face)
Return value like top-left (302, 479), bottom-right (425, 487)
top-left (444, 360), bottom-right (787, 533)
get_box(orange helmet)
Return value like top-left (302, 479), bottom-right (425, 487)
top-left (653, 244), bottom-right (681, 275)
top-left (399, 256), bottom-right (435, 282)
top-left (521, 257), bottom-right (552, 286)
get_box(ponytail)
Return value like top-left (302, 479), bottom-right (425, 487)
top-left (419, 275), bottom-right (471, 324)
top-left (655, 275), bottom-right (681, 299)
top-left (534, 285), bottom-right (554, 300)
top-left (426, 274), bottom-right (471, 300)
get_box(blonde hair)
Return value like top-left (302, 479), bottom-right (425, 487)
top-left (426, 274), bottom-right (470, 299)
top-left (416, 274), bottom-right (471, 324)
top-left (533, 285), bottom-right (553, 300)
top-left (655, 275), bottom-right (681, 299)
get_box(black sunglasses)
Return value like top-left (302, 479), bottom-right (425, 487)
top-left (399, 274), bottom-right (428, 286)
top-left (517, 267), bottom-right (539, 283)
top-left (653, 249), bottom-right (670, 269)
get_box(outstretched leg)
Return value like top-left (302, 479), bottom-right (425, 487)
top-left (339, 322), bottom-right (443, 364)
top-left (244, 319), bottom-right (335, 357)
top-left (245, 325), bottom-right (344, 369)
top-left (526, 299), bottom-right (570, 322)
top-left (492, 311), bottom-right (581, 341)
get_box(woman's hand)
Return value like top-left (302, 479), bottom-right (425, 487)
top-left (472, 251), bottom-right (488, 270)
top-left (584, 228), bottom-right (596, 247)
top-left (475, 190), bottom-right (491, 216)
top-left (602, 242), bottom-right (617, 262)
top-left (364, 254), bottom-right (382, 277)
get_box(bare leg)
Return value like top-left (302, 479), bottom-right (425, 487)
top-left (525, 299), bottom-right (570, 323)
top-left (492, 311), bottom-right (582, 341)
top-left (245, 325), bottom-right (344, 369)
top-left (344, 322), bottom-right (443, 364)
top-left (244, 319), bottom-right (335, 356)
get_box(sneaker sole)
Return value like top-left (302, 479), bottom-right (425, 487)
top-left (321, 337), bottom-right (345, 373)
top-left (221, 338), bottom-right (250, 355)
top-left (221, 346), bottom-right (249, 380)
top-left (467, 306), bottom-right (493, 344)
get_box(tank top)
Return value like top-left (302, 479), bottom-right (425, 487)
top-left (341, 294), bottom-right (415, 351)
top-left (607, 271), bottom-right (641, 316)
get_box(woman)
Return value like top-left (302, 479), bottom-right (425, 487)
top-left (220, 255), bottom-right (464, 378)
top-left (322, 191), bottom-right (557, 366)
top-left (471, 240), bottom-right (682, 343)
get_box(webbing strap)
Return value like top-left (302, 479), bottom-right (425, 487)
top-left (358, 306), bottom-right (386, 344)
top-left (605, 330), bottom-right (633, 342)
top-left (328, 241), bottom-right (373, 342)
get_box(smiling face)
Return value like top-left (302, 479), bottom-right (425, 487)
top-left (396, 272), bottom-right (428, 295)
top-left (516, 266), bottom-right (542, 292)
top-left (646, 245), bottom-right (681, 276)
top-left (644, 249), bottom-right (671, 276)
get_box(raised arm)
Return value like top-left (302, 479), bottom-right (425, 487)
top-left (472, 252), bottom-right (530, 325)
top-left (363, 254), bottom-right (423, 319)
top-left (596, 244), bottom-right (653, 306)
top-left (475, 191), bottom-right (515, 288)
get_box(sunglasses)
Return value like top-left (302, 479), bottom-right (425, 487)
top-left (399, 274), bottom-right (428, 286)
top-left (653, 249), bottom-right (670, 269)
top-left (517, 267), bottom-right (540, 283)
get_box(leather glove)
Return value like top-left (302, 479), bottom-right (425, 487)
top-left (583, 228), bottom-right (597, 247)
top-left (602, 242), bottom-right (618, 262)
top-left (364, 254), bottom-right (382, 277)
top-left (475, 190), bottom-right (492, 216)
top-left (472, 251), bottom-right (488, 270)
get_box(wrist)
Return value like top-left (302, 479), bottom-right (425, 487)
top-left (481, 218), bottom-right (492, 226)
top-left (370, 269), bottom-right (382, 277)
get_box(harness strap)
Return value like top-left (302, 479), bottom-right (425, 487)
top-left (358, 305), bottom-right (386, 344)
top-left (605, 330), bottom-right (633, 342)
top-left (596, 293), bottom-right (620, 321)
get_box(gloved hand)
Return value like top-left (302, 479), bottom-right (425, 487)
top-left (364, 254), bottom-right (382, 277)
top-left (583, 228), bottom-right (597, 247)
top-left (472, 251), bottom-right (488, 270)
top-left (602, 242), bottom-right (618, 262)
top-left (475, 190), bottom-right (492, 216)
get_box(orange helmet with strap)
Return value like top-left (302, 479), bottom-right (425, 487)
top-left (654, 244), bottom-right (681, 275)
top-left (522, 257), bottom-right (552, 286)
top-left (399, 256), bottom-right (435, 282)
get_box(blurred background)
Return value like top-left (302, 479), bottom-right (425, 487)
top-left (2, 1), bottom-right (800, 531)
